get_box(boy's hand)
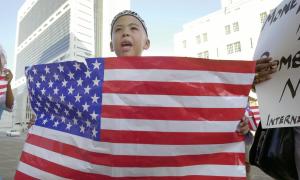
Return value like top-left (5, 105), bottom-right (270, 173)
top-left (3, 69), bottom-right (13, 83)
top-left (254, 57), bottom-right (277, 85)
top-left (28, 115), bottom-right (36, 129)
top-left (236, 116), bottom-right (250, 135)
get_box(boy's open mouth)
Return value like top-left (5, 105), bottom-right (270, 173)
top-left (121, 41), bottom-right (133, 50)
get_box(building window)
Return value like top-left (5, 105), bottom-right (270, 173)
top-left (260, 12), bottom-right (267, 23)
top-left (225, 25), bottom-right (231, 35)
top-left (197, 52), bottom-right (203, 58)
top-left (227, 41), bottom-right (241, 54)
top-left (182, 40), bottom-right (187, 48)
top-left (203, 51), bottom-right (209, 58)
top-left (234, 41), bottom-right (241, 52)
top-left (227, 44), bottom-right (234, 54)
top-left (197, 50), bottom-right (209, 58)
top-left (233, 22), bottom-right (239, 32)
top-left (196, 35), bottom-right (201, 44)
top-left (202, 33), bottom-right (208, 42)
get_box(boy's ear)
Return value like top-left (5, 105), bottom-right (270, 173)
top-left (143, 39), bottom-right (150, 50)
top-left (110, 42), bottom-right (114, 52)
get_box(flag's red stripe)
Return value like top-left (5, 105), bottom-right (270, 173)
top-left (15, 170), bottom-right (38, 180)
top-left (0, 84), bottom-right (7, 89)
top-left (20, 152), bottom-right (245, 180)
top-left (252, 112), bottom-right (260, 115)
top-left (102, 106), bottom-right (245, 121)
top-left (101, 130), bottom-right (244, 145)
top-left (0, 76), bottom-right (5, 80)
top-left (103, 81), bottom-right (251, 96)
top-left (26, 134), bottom-right (244, 167)
top-left (104, 57), bottom-right (255, 73)
top-left (20, 151), bottom-right (110, 180)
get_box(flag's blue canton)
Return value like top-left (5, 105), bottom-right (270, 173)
top-left (26, 58), bottom-right (104, 140)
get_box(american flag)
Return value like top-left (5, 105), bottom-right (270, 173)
top-left (0, 70), bottom-right (7, 97)
top-left (245, 105), bottom-right (259, 131)
top-left (16, 57), bottom-right (255, 179)
top-left (250, 106), bottom-right (260, 122)
top-left (248, 106), bottom-right (260, 131)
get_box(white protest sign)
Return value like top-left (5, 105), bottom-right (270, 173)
top-left (254, 0), bottom-right (300, 128)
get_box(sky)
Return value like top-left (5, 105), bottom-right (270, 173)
top-left (131, 0), bottom-right (220, 56)
top-left (0, 1), bottom-right (24, 70)
top-left (0, 0), bottom-right (221, 70)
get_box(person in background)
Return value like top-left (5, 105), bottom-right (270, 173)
top-left (0, 45), bottom-right (14, 117)
top-left (254, 56), bottom-right (299, 178)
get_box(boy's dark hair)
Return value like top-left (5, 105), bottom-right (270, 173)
top-left (111, 10), bottom-right (148, 37)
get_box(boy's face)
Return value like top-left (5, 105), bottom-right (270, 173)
top-left (110, 15), bottom-right (150, 57)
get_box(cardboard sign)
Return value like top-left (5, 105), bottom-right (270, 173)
top-left (254, 0), bottom-right (300, 128)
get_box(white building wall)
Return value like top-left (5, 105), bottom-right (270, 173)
top-left (69, 0), bottom-right (95, 61)
top-left (174, 0), bottom-right (282, 60)
top-left (101, 0), bottom-right (131, 57)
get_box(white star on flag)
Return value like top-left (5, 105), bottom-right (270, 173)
top-left (45, 66), bottom-right (50, 74)
top-left (73, 63), bottom-right (81, 71)
top-left (92, 60), bottom-right (101, 69)
top-left (58, 64), bottom-right (64, 72)
top-left (82, 102), bottom-right (90, 112)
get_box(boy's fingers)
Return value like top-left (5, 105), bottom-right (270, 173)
top-left (256, 57), bottom-right (272, 64)
top-left (255, 58), bottom-right (278, 73)
top-left (260, 69), bottom-right (276, 76)
top-left (254, 61), bottom-right (277, 85)
top-left (256, 63), bottom-right (271, 71)
top-left (254, 75), bottom-right (272, 84)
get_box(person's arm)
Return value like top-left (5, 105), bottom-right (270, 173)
top-left (236, 116), bottom-right (250, 135)
top-left (28, 114), bottom-right (36, 129)
top-left (4, 69), bottom-right (14, 110)
top-left (254, 57), bottom-right (277, 85)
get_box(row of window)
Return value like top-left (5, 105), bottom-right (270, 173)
top-left (182, 11), bottom-right (268, 49)
top-left (182, 32), bottom-right (208, 48)
top-left (196, 41), bottom-right (241, 58)
top-left (227, 41), bottom-right (241, 54)
top-left (196, 33), bottom-right (208, 44)
top-left (225, 22), bottom-right (239, 35)
top-left (260, 12), bottom-right (268, 24)
top-left (197, 51), bottom-right (209, 59)
top-left (182, 21), bottom-right (238, 48)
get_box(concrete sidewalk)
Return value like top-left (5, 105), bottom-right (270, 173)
top-left (0, 132), bottom-right (26, 180)
top-left (0, 131), bottom-right (274, 180)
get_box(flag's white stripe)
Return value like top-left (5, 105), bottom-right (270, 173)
top-left (0, 88), bottom-right (7, 93)
top-left (18, 161), bottom-right (70, 180)
top-left (248, 117), bottom-right (257, 130)
top-left (250, 109), bottom-right (259, 113)
top-left (102, 118), bottom-right (240, 132)
top-left (104, 69), bottom-right (254, 84)
top-left (102, 94), bottom-right (248, 108)
top-left (23, 143), bottom-right (245, 177)
top-left (30, 126), bottom-right (245, 156)
top-left (0, 80), bottom-right (7, 85)
top-left (254, 115), bottom-right (260, 118)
